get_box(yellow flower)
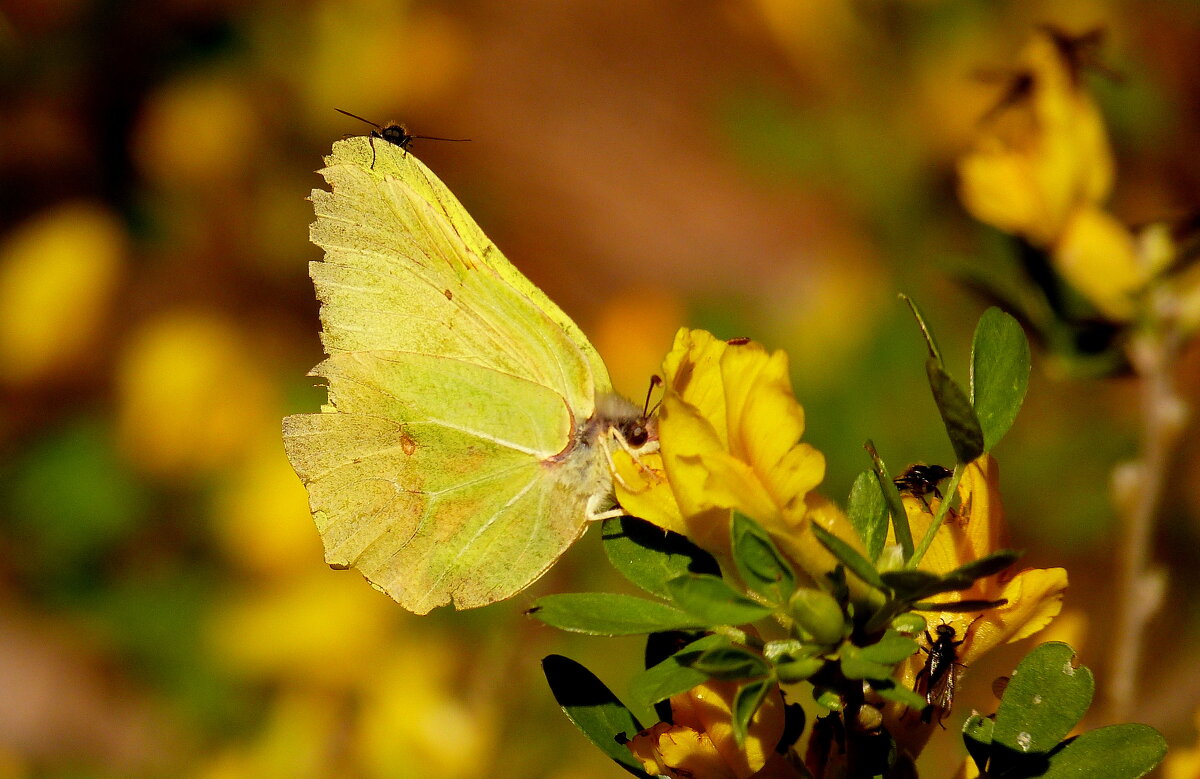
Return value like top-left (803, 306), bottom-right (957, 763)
top-left (613, 329), bottom-right (853, 579)
top-left (884, 455), bottom-right (1068, 746)
top-left (627, 680), bottom-right (799, 779)
top-left (958, 29), bottom-right (1113, 245)
top-left (957, 29), bottom-right (1148, 320)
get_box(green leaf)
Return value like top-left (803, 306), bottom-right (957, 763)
top-left (865, 440), bottom-right (914, 559)
top-left (901, 294), bottom-right (944, 365)
top-left (848, 471), bottom-right (889, 561)
top-left (947, 549), bottom-right (1022, 583)
top-left (911, 598), bottom-right (1008, 613)
top-left (1042, 724), bottom-right (1166, 779)
top-left (691, 646), bottom-right (771, 680)
top-left (665, 574), bottom-right (775, 625)
top-left (992, 643), bottom-right (1094, 761)
top-left (731, 512), bottom-right (797, 605)
top-left (775, 657), bottom-right (825, 683)
top-left (530, 594), bottom-right (702, 635)
top-left (879, 569), bottom-right (942, 599)
top-left (811, 524), bottom-right (884, 589)
top-left (857, 630), bottom-right (919, 665)
top-left (971, 307), bottom-right (1031, 452)
top-left (890, 612), bottom-right (927, 636)
top-left (731, 679), bottom-right (772, 747)
top-left (962, 712), bottom-right (994, 775)
top-left (541, 655), bottom-right (651, 778)
top-left (602, 516), bottom-right (721, 599)
top-left (839, 646), bottom-right (897, 681)
top-left (814, 688), bottom-right (842, 711)
top-left (927, 359), bottom-right (986, 465)
top-left (629, 634), bottom-right (727, 711)
top-left (874, 680), bottom-right (928, 711)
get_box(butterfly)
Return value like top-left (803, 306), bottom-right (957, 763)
top-left (282, 137), bottom-right (657, 613)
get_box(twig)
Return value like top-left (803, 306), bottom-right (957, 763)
top-left (1105, 296), bottom-right (1187, 723)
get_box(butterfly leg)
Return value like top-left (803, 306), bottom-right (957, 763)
top-left (599, 431), bottom-right (662, 494)
top-left (585, 492), bottom-right (624, 522)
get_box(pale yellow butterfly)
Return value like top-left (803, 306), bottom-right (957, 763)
top-left (282, 137), bottom-right (657, 614)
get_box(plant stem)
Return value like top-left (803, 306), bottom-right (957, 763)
top-left (1105, 311), bottom-right (1185, 723)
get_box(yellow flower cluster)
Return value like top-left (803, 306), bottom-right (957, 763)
top-left (958, 29), bottom-right (1148, 321)
top-left (617, 329), bottom-right (1067, 764)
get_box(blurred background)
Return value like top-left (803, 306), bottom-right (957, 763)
top-left (2, 0), bottom-right (1200, 776)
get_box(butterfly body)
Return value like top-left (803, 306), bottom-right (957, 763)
top-left (284, 137), bottom-right (654, 613)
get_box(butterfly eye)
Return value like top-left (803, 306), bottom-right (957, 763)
top-left (625, 423), bottom-right (649, 448)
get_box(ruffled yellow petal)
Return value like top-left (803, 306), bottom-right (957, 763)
top-left (778, 494), bottom-right (874, 600)
top-left (611, 449), bottom-right (685, 534)
top-left (1054, 206), bottom-right (1145, 321)
top-left (618, 328), bottom-right (827, 562)
top-left (970, 566), bottom-right (1069, 656)
top-left (671, 680), bottom-right (787, 779)
top-left (627, 722), bottom-right (737, 779)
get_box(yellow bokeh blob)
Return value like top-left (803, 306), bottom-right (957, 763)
top-left (356, 644), bottom-right (495, 779)
top-left (207, 571), bottom-right (397, 688)
top-left (0, 202), bottom-right (125, 385)
top-left (212, 435), bottom-right (321, 578)
top-left (133, 72), bottom-right (258, 187)
top-left (303, 0), bottom-right (470, 127)
top-left (115, 310), bottom-right (274, 480)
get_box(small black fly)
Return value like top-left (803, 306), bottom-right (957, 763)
top-left (335, 109), bottom-right (470, 167)
top-left (914, 620), bottom-right (976, 727)
top-left (893, 464), bottom-right (953, 512)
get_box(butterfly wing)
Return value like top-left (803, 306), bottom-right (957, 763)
top-left (284, 138), bottom-right (610, 613)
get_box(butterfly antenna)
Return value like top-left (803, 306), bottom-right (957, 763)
top-left (643, 375), bottom-right (664, 417)
top-left (409, 134), bottom-right (472, 143)
top-left (335, 108), bottom-right (383, 130)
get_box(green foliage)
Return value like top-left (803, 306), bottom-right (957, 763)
top-left (665, 574), bottom-right (776, 625)
top-left (732, 679), bottom-right (772, 746)
top-left (864, 440), bottom-right (915, 558)
top-left (731, 512), bottom-right (797, 604)
top-left (840, 630), bottom-right (918, 682)
top-left (971, 307), bottom-right (1032, 451)
top-left (788, 587), bottom-right (846, 646)
top-left (847, 470), bottom-right (889, 562)
top-left (964, 643), bottom-right (1166, 779)
top-left (690, 645), bottom-right (771, 680)
top-left (628, 634), bottom-right (728, 711)
top-left (992, 642), bottom-right (1093, 756)
top-left (926, 359), bottom-right (986, 464)
top-left (602, 516), bottom-right (721, 599)
top-left (529, 593), bottom-right (702, 635)
top-left (541, 655), bottom-right (651, 778)
top-left (811, 524), bottom-right (886, 589)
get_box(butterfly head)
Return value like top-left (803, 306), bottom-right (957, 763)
top-left (592, 392), bottom-right (659, 456)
